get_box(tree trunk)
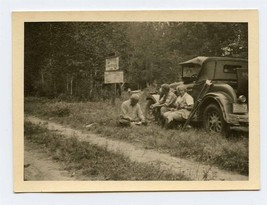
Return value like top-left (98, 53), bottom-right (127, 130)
top-left (53, 78), bottom-right (57, 96)
top-left (41, 70), bottom-right (45, 89)
top-left (89, 71), bottom-right (93, 99)
top-left (75, 73), bottom-right (78, 96)
top-left (66, 74), bottom-right (69, 93)
top-left (70, 75), bottom-right (73, 95)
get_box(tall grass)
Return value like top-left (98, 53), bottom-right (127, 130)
top-left (24, 95), bottom-right (248, 175)
top-left (25, 121), bottom-right (187, 180)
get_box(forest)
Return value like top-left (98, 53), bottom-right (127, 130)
top-left (24, 22), bottom-right (248, 100)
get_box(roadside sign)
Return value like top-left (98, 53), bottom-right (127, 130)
top-left (105, 57), bottom-right (119, 71)
top-left (104, 71), bottom-right (124, 84)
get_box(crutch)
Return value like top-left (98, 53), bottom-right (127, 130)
top-left (182, 80), bottom-right (212, 130)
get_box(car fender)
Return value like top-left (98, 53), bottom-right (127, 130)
top-left (199, 92), bottom-right (234, 123)
top-left (209, 83), bottom-right (237, 102)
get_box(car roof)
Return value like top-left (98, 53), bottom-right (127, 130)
top-left (179, 56), bottom-right (247, 66)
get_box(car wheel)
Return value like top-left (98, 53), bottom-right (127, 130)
top-left (203, 103), bottom-right (228, 134)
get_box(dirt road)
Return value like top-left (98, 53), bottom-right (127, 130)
top-left (24, 141), bottom-right (74, 181)
top-left (24, 141), bottom-right (91, 181)
top-left (25, 116), bottom-right (248, 181)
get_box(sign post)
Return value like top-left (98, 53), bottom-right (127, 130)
top-left (113, 83), bottom-right (117, 105)
top-left (104, 56), bottom-right (123, 105)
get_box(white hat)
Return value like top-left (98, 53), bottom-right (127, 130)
top-left (130, 94), bottom-right (140, 100)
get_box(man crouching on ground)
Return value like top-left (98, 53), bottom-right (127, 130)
top-left (118, 94), bottom-right (147, 127)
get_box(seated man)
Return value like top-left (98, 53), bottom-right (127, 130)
top-left (118, 94), bottom-right (147, 127)
top-left (163, 86), bottom-right (194, 128)
top-left (150, 84), bottom-right (177, 124)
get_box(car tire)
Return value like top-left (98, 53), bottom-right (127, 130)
top-left (203, 103), bottom-right (229, 134)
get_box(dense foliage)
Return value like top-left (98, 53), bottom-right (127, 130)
top-left (24, 22), bottom-right (248, 100)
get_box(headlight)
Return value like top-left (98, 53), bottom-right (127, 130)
top-left (238, 95), bottom-right (246, 103)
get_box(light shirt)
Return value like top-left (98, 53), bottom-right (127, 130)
top-left (159, 91), bottom-right (177, 107)
top-left (121, 100), bottom-right (145, 121)
top-left (175, 92), bottom-right (194, 119)
top-left (175, 92), bottom-right (194, 108)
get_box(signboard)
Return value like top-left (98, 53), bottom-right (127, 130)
top-left (105, 57), bottom-right (119, 71)
top-left (104, 71), bottom-right (124, 84)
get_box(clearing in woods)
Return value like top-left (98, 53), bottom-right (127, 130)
top-left (24, 97), bottom-right (249, 176)
top-left (25, 116), bottom-right (248, 181)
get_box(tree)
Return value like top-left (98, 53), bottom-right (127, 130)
top-left (24, 22), bottom-right (248, 99)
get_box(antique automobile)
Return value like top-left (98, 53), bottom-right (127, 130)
top-left (146, 56), bottom-right (249, 134)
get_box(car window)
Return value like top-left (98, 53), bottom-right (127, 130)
top-left (197, 61), bottom-right (216, 82)
top-left (182, 65), bottom-right (201, 78)
top-left (214, 60), bottom-right (248, 80)
top-left (223, 64), bottom-right (242, 73)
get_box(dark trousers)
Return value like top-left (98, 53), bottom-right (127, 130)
top-left (153, 106), bottom-right (173, 126)
top-left (117, 118), bottom-right (131, 127)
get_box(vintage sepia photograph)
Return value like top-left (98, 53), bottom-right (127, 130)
top-left (13, 11), bottom-right (259, 192)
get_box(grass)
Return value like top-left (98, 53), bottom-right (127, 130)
top-left (24, 121), bottom-right (187, 180)
top-left (24, 93), bottom-right (249, 175)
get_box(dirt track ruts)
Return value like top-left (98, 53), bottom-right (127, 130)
top-left (24, 141), bottom-right (75, 181)
top-left (26, 116), bottom-right (248, 181)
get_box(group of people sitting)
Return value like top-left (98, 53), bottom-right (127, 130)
top-left (118, 84), bottom-right (194, 129)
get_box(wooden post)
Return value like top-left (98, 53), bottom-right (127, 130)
top-left (112, 83), bottom-right (116, 105)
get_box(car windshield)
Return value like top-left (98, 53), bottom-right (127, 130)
top-left (182, 65), bottom-right (201, 78)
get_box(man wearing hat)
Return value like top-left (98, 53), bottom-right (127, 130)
top-left (118, 94), bottom-right (147, 127)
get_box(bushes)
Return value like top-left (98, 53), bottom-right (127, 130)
top-left (50, 106), bottom-right (70, 117)
top-left (25, 99), bottom-right (71, 117)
